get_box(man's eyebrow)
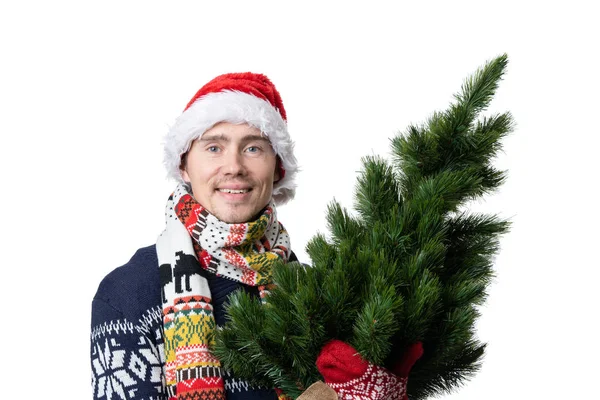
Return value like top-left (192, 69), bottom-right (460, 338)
top-left (199, 134), bottom-right (228, 142)
top-left (199, 134), bottom-right (271, 143)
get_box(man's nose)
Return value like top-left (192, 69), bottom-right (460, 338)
top-left (222, 151), bottom-right (246, 175)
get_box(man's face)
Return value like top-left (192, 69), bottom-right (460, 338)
top-left (181, 122), bottom-right (279, 223)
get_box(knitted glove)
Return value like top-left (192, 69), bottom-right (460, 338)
top-left (316, 340), bottom-right (423, 400)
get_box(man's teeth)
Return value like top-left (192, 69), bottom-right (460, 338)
top-left (219, 189), bottom-right (250, 194)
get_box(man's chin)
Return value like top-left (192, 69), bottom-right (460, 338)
top-left (213, 206), bottom-right (269, 224)
top-left (213, 209), bottom-right (255, 224)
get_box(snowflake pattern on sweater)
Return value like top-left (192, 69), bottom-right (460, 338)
top-left (91, 307), bottom-right (165, 399)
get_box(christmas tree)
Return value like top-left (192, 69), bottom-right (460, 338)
top-left (214, 54), bottom-right (512, 399)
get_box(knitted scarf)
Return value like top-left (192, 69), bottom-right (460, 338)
top-left (156, 183), bottom-right (291, 399)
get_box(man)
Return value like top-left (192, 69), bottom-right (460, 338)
top-left (90, 73), bottom-right (301, 400)
top-left (90, 73), bottom-right (412, 400)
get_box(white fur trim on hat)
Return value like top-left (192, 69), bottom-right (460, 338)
top-left (163, 90), bottom-right (298, 205)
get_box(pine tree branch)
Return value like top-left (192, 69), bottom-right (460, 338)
top-left (214, 55), bottom-right (513, 400)
top-left (355, 155), bottom-right (402, 226)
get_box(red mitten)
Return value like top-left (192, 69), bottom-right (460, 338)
top-left (316, 340), bottom-right (423, 400)
top-left (391, 342), bottom-right (423, 379)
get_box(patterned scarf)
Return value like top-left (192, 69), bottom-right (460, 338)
top-left (156, 183), bottom-right (291, 399)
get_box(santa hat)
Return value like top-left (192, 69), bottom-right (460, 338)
top-left (164, 72), bottom-right (298, 205)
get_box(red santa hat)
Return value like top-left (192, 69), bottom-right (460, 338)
top-left (164, 72), bottom-right (298, 205)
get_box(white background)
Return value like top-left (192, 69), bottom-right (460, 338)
top-left (1, 1), bottom-right (598, 398)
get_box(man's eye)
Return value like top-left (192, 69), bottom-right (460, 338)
top-left (246, 146), bottom-right (260, 153)
top-left (207, 146), bottom-right (220, 152)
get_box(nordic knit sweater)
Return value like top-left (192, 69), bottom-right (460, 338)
top-left (90, 245), bottom-right (295, 400)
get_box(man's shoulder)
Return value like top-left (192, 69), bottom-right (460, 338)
top-left (93, 245), bottom-right (161, 320)
top-left (96, 245), bottom-right (158, 290)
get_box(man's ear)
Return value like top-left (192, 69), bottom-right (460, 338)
top-left (180, 153), bottom-right (190, 183)
top-left (273, 157), bottom-right (282, 183)
top-left (181, 168), bottom-right (190, 183)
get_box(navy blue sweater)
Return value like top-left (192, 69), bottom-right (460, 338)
top-left (91, 245), bottom-right (291, 400)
